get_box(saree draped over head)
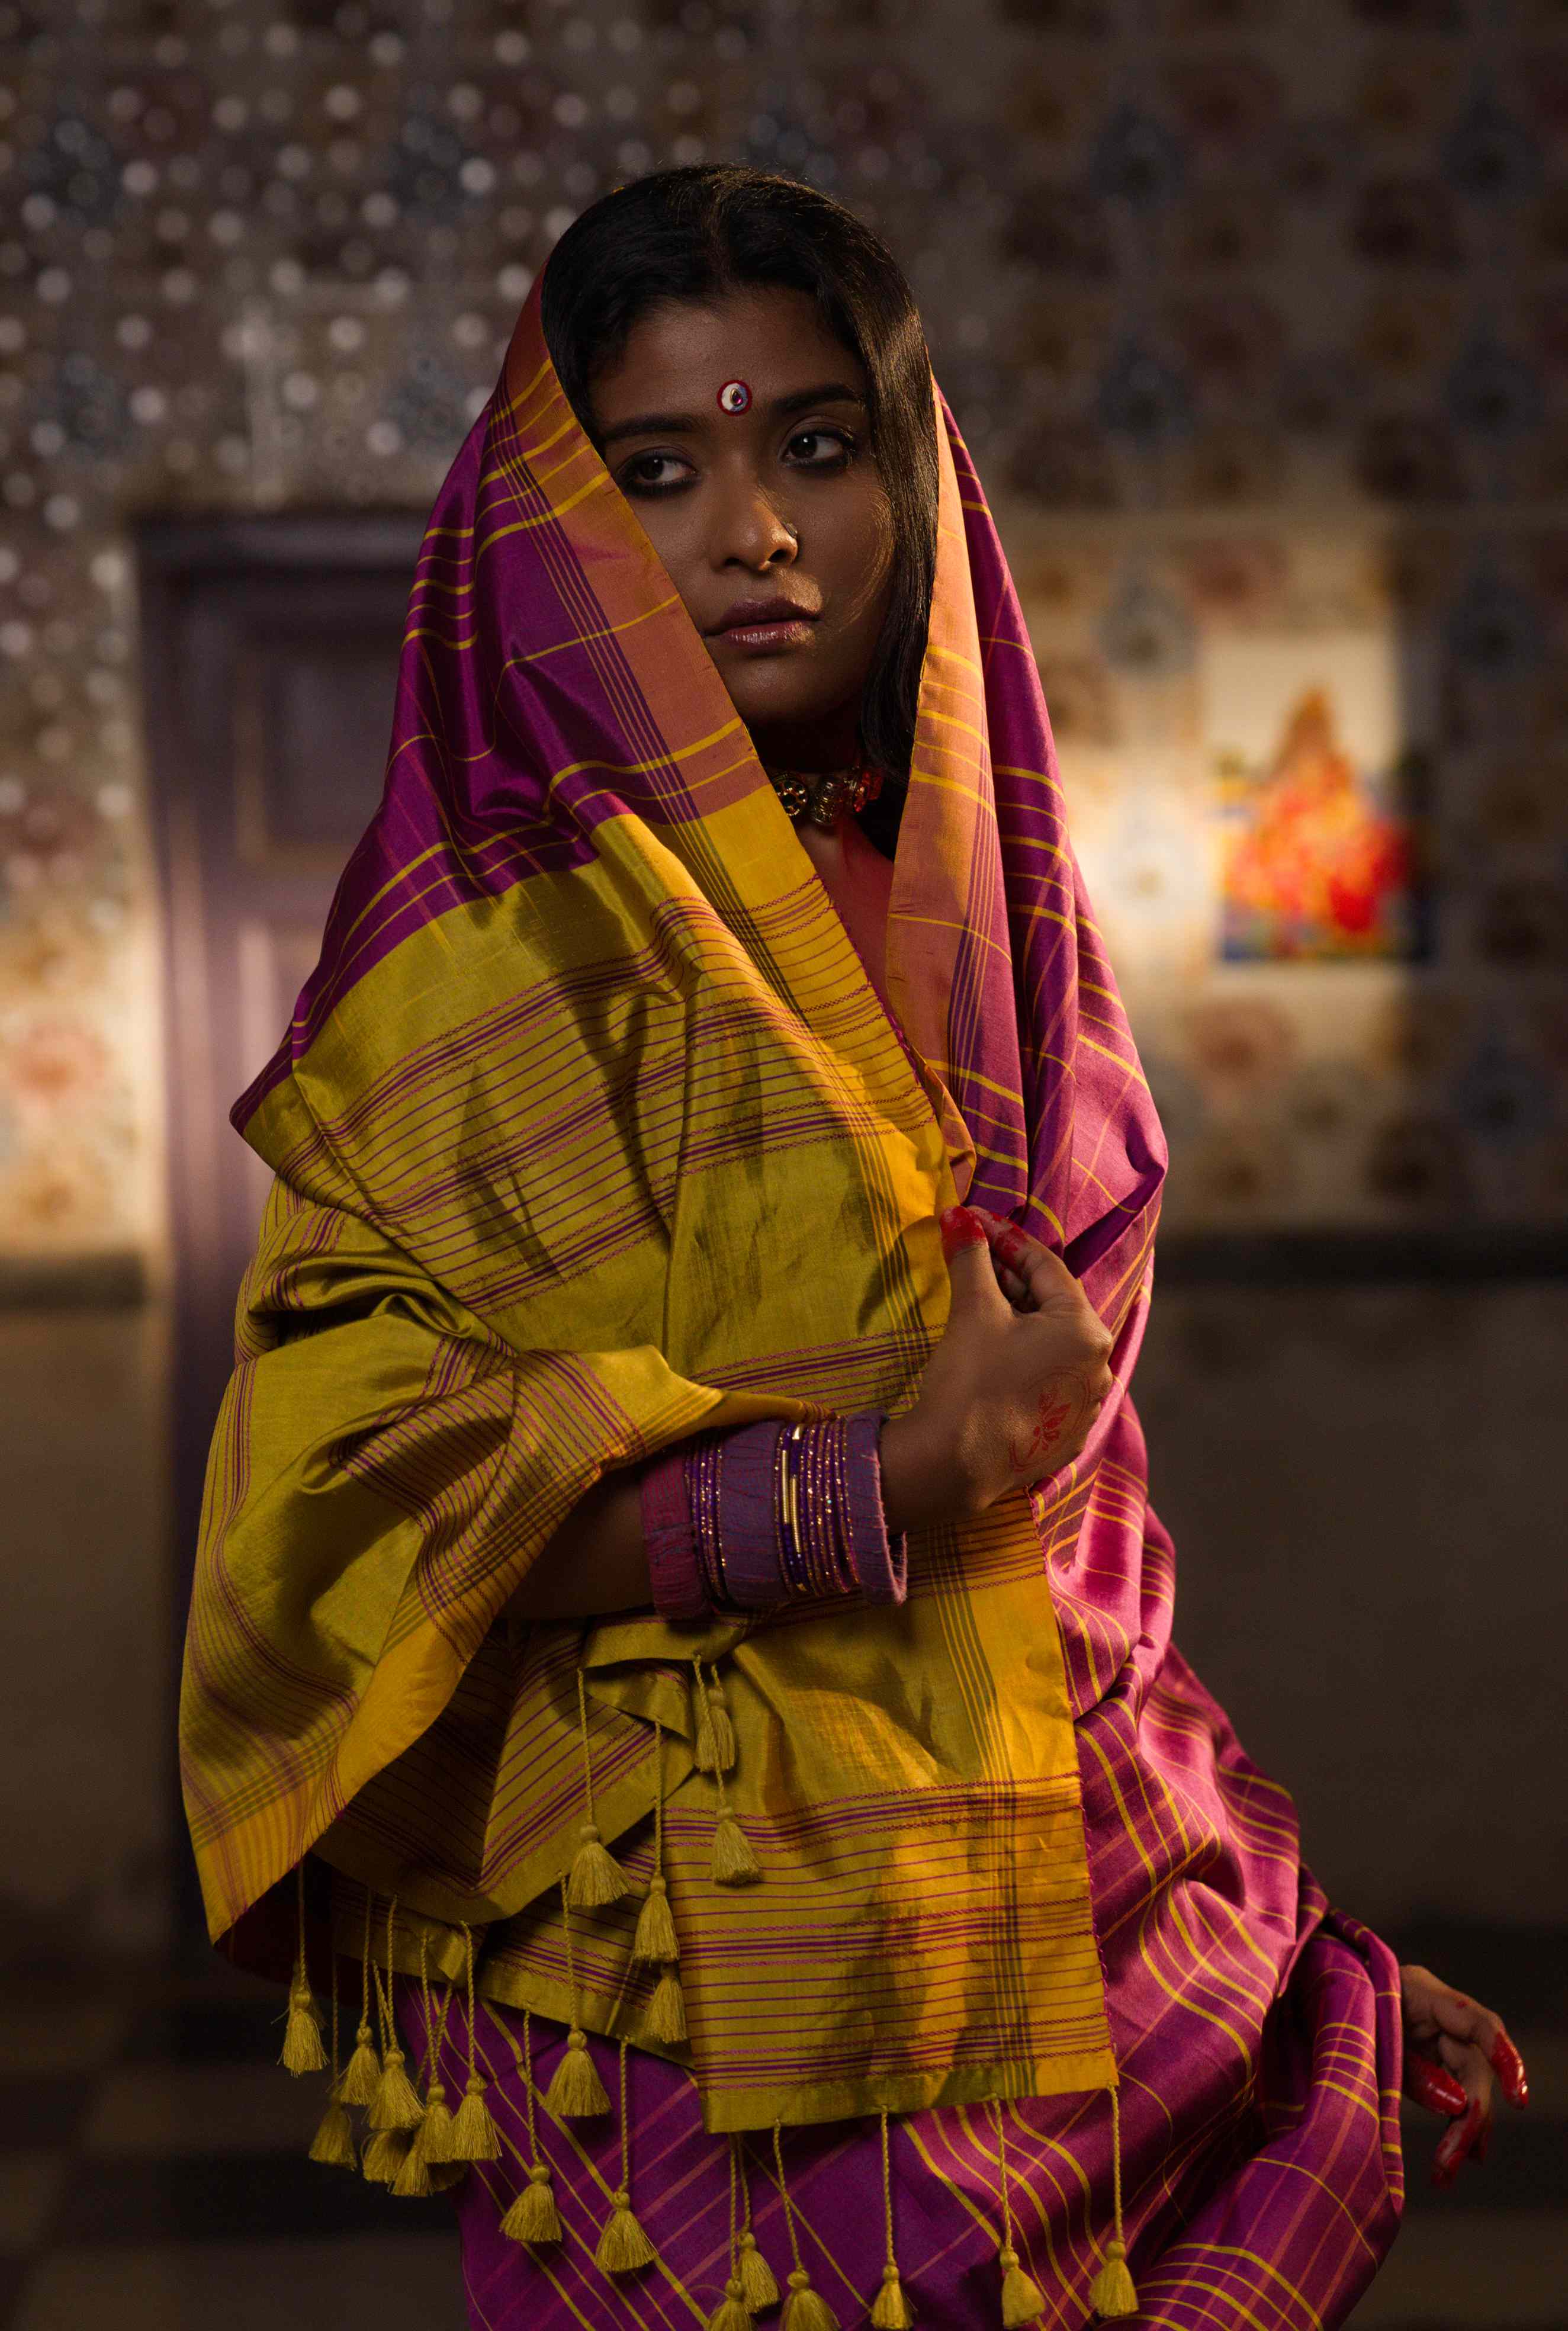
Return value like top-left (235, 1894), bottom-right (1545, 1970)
top-left (181, 277), bottom-right (1403, 2324)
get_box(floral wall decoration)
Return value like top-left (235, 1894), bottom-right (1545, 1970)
top-left (0, 0), bottom-right (1563, 1260)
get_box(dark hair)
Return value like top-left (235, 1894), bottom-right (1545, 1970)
top-left (540, 166), bottom-right (938, 854)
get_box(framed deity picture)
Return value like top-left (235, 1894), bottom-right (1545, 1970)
top-left (1007, 513), bottom-right (1565, 1273)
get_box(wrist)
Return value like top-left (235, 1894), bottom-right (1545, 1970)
top-left (878, 1411), bottom-right (944, 1533)
top-left (879, 1410), bottom-right (991, 1530)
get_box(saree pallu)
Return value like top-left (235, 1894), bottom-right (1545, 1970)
top-left (181, 269), bottom-right (1403, 2326)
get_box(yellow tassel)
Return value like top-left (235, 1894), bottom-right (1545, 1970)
top-left (544, 2027), bottom-right (611, 2118)
top-left (870, 2262), bottom-right (914, 2327)
top-left (570, 1669), bottom-right (631, 1907)
top-left (632, 1873), bottom-right (679, 1966)
top-left (596, 2187), bottom-right (657, 2272)
top-left (782, 2266), bottom-right (840, 2329)
top-left (338, 2017), bottom-right (381, 2107)
top-left (1088, 2239), bottom-right (1138, 2320)
top-left (707, 2279), bottom-right (751, 2330)
top-left (281, 1864), bottom-right (327, 2075)
top-left (694, 1668), bottom-right (737, 1774)
top-left (361, 2125), bottom-right (410, 2185)
top-left (411, 2078), bottom-right (454, 2165)
top-left (712, 1810), bottom-right (761, 1886)
top-left (281, 1977), bottom-right (327, 2076)
top-left (998, 2246), bottom-right (1046, 2327)
top-left (502, 2162), bottom-right (563, 2245)
top-left (307, 2096), bottom-right (358, 2171)
top-left (738, 2229), bottom-right (780, 2310)
top-left (391, 2131), bottom-right (432, 2198)
top-left (567, 1821), bottom-right (632, 1909)
top-left (369, 2041), bottom-right (425, 2130)
top-left (448, 2072), bottom-right (502, 2161)
top-left (647, 1967), bottom-right (687, 2045)
top-left (427, 2157), bottom-right (469, 2192)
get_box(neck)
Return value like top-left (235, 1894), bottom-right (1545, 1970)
top-left (748, 701), bottom-right (864, 776)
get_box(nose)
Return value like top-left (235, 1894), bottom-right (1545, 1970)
top-left (711, 465), bottom-right (798, 573)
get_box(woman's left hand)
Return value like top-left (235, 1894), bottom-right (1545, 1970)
top-left (1401, 1961), bottom-right (1528, 2186)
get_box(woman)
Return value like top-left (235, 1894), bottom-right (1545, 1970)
top-left (181, 168), bottom-right (1525, 2331)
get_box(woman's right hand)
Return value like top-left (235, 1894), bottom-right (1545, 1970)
top-left (879, 1204), bottom-right (1114, 1533)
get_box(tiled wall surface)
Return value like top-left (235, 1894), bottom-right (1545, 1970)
top-left (1, 2), bottom-right (1563, 1973)
top-left (1, 0), bottom-right (1565, 1255)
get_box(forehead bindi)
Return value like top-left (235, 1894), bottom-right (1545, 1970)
top-left (593, 288), bottom-right (866, 433)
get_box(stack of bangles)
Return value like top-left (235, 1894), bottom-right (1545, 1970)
top-left (641, 1412), bottom-right (908, 1621)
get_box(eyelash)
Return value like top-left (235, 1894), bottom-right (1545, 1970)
top-left (617, 428), bottom-right (857, 497)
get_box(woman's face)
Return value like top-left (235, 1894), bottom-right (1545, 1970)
top-left (589, 285), bottom-right (894, 772)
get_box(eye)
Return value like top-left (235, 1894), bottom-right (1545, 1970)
top-left (782, 427), bottom-right (854, 470)
top-left (616, 450), bottom-right (694, 495)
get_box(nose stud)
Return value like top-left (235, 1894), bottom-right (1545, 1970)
top-left (717, 379), bottom-right (751, 414)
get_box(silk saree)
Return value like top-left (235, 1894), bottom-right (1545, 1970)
top-left (180, 275), bottom-right (1403, 2327)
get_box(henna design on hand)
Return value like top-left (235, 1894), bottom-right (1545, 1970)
top-left (1005, 1372), bottom-right (1095, 1478)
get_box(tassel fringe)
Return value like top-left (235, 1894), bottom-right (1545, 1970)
top-left (647, 1967), bottom-right (688, 2045)
top-left (545, 2027), bottom-right (610, 2118)
top-left (391, 2133), bottom-right (433, 2198)
top-left (502, 2162), bottom-right (563, 2245)
top-left (307, 2097), bottom-right (358, 2171)
top-left (413, 2079), bottom-right (454, 2165)
top-left (693, 1669), bottom-right (737, 1774)
top-left (596, 2188), bottom-right (656, 2273)
top-left (998, 2247), bottom-right (1045, 2327)
top-left (632, 1874), bottom-right (679, 1966)
top-left (281, 1979), bottom-right (327, 2076)
top-left (338, 2018), bottom-right (381, 2106)
top-left (281, 1865), bottom-right (327, 2075)
top-left (712, 1810), bottom-right (761, 1886)
top-left (870, 2263), bottom-right (914, 2327)
top-left (738, 2228), bottom-right (781, 2311)
top-left (706, 2282), bottom-right (751, 2331)
top-left (369, 2043), bottom-right (424, 2130)
top-left (782, 2267), bottom-right (840, 2330)
top-left (361, 2125), bottom-right (410, 2185)
top-left (568, 1821), bottom-right (632, 1909)
top-left (448, 2073), bottom-right (502, 2161)
top-left (1088, 2239), bottom-right (1138, 2320)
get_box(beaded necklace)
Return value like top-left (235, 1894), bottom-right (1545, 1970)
top-left (764, 756), bottom-right (885, 830)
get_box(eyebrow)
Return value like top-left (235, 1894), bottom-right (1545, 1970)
top-left (597, 381), bottom-right (867, 449)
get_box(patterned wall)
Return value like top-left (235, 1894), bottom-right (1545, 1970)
top-left (1, 0), bottom-right (1564, 1257)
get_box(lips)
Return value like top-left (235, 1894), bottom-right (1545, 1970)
top-left (705, 596), bottom-right (820, 647)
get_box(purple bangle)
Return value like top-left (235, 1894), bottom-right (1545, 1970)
top-left (719, 1421), bottom-right (792, 1608)
top-left (641, 1412), bottom-right (908, 1622)
top-left (843, 1412), bottom-right (907, 1604)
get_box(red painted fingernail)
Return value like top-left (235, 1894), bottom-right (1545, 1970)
top-left (1409, 2059), bottom-right (1469, 2118)
top-left (939, 1205), bottom-right (988, 1256)
top-left (1490, 2033), bottom-right (1528, 2108)
top-left (1433, 2099), bottom-right (1483, 2181)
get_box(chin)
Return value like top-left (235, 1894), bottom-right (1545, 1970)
top-left (712, 667), bottom-right (843, 744)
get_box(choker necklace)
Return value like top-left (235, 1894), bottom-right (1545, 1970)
top-left (766, 756), bottom-right (885, 830)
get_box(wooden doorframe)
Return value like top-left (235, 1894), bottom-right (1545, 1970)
top-left (137, 511), bottom-right (423, 1966)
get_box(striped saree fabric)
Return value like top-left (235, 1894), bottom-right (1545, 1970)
top-left (180, 275), bottom-right (1402, 2318)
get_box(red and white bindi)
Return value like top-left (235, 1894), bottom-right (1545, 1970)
top-left (716, 379), bottom-right (751, 414)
